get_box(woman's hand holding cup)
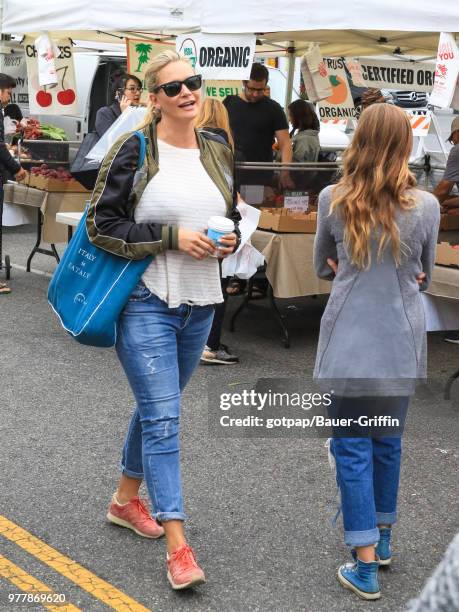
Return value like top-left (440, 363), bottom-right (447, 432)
top-left (178, 228), bottom-right (216, 260)
top-left (215, 233), bottom-right (237, 258)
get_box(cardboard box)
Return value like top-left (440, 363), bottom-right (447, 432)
top-left (436, 242), bottom-right (459, 267)
top-left (11, 183), bottom-right (47, 208)
top-left (439, 214), bottom-right (459, 231)
top-left (258, 208), bottom-right (317, 233)
top-left (26, 174), bottom-right (90, 193)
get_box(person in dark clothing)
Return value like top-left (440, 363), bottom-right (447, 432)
top-left (4, 103), bottom-right (23, 123)
top-left (0, 74), bottom-right (27, 294)
top-left (94, 74), bottom-right (142, 138)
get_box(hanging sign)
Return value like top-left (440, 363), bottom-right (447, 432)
top-left (317, 58), bottom-right (356, 120)
top-left (205, 80), bottom-right (242, 100)
top-left (0, 53), bottom-right (28, 105)
top-left (176, 33), bottom-right (256, 80)
top-left (346, 58), bottom-right (435, 92)
top-left (126, 39), bottom-right (175, 104)
top-left (25, 37), bottom-right (77, 115)
top-left (430, 33), bottom-right (459, 109)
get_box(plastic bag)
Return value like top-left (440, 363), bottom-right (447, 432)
top-left (86, 107), bottom-right (147, 162)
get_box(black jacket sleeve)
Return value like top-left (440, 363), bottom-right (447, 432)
top-left (86, 133), bottom-right (176, 259)
top-left (0, 112), bottom-right (20, 175)
top-left (0, 143), bottom-right (20, 175)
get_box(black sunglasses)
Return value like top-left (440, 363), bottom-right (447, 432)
top-left (153, 74), bottom-right (202, 97)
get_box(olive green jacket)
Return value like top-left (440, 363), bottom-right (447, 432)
top-left (86, 119), bottom-right (240, 260)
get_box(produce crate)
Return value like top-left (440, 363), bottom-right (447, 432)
top-left (25, 141), bottom-right (69, 163)
top-left (258, 208), bottom-right (317, 233)
top-left (26, 174), bottom-right (90, 193)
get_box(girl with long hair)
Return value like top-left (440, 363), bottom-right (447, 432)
top-left (313, 104), bottom-right (440, 600)
top-left (87, 50), bottom-right (240, 590)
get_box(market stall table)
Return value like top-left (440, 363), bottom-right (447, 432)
top-left (1, 183), bottom-right (88, 271)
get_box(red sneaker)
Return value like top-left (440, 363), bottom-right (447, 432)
top-left (167, 544), bottom-right (206, 590)
top-left (106, 496), bottom-right (164, 539)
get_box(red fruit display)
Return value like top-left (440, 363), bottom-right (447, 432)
top-left (30, 164), bottom-right (73, 181)
top-left (36, 90), bottom-right (52, 107)
top-left (57, 89), bottom-right (75, 105)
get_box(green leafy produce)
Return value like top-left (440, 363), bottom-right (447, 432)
top-left (40, 124), bottom-right (68, 141)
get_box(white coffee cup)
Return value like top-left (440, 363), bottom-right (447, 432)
top-left (207, 216), bottom-right (235, 257)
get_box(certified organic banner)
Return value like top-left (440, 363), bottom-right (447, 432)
top-left (176, 33), bottom-right (256, 80)
top-left (126, 39), bottom-right (175, 104)
top-left (317, 58), bottom-right (356, 120)
top-left (430, 33), bottom-right (459, 109)
top-left (205, 80), bottom-right (242, 100)
top-left (25, 37), bottom-right (77, 115)
top-left (346, 58), bottom-right (435, 92)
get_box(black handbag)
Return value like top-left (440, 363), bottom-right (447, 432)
top-left (70, 132), bottom-right (101, 190)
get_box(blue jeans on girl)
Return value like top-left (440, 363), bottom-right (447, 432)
top-left (115, 283), bottom-right (214, 522)
top-left (329, 396), bottom-right (410, 547)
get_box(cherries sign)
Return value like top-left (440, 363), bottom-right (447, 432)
top-left (35, 66), bottom-right (75, 108)
top-left (26, 37), bottom-right (77, 115)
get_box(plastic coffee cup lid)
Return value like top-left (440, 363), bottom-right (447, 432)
top-left (207, 216), bottom-right (234, 233)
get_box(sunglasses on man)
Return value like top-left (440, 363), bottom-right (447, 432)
top-left (153, 75), bottom-right (202, 98)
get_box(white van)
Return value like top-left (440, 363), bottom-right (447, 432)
top-left (0, 41), bottom-right (127, 140)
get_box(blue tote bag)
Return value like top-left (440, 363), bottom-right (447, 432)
top-left (48, 130), bottom-right (153, 348)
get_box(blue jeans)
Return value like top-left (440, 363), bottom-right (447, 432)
top-left (329, 396), bottom-right (410, 547)
top-left (115, 283), bottom-right (214, 522)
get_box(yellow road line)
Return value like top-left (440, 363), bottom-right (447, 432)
top-left (0, 554), bottom-right (80, 611)
top-left (0, 516), bottom-right (150, 611)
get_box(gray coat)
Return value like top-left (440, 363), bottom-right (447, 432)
top-left (313, 185), bottom-right (440, 396)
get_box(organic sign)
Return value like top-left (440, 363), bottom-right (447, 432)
top-left (430, 33), bottom-right (459, 109)
top-left (0, 53), bottom-right (28, 105)
top-left (126, 39), bottom-right (174, 104)
top-left (176, 33), bottom-right (255, 80)
top-left (25, 37), bottom-right (77, 115)
top-left (317, 58), bottom-right (356, 119)
top-left (346, 58), bottom-right (435, 93)
top-left (205, 80), bottom-right (242, 100)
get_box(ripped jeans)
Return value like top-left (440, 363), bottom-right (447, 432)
top-left (115, 283), bottom-right (215, 522)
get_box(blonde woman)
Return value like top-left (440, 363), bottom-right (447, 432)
top-left (87, 51), bottom-right (240, 589)
top-left (313, 104), bottom-right (440, 600)
top-left (196, 97), bottom-right (234, 150)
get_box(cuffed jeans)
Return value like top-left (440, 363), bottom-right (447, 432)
top-left (329, 396), bottom-right (409, 547)
top-left (115, 283), bottom-right (214, 522)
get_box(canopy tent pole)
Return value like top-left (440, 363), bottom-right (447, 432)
top-left (284, 41), bottom-right (295, 110)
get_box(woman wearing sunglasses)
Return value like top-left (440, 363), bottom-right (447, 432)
top-left (87, 50), bottom-right (240, 590)
top-left (95, 73), bottom-right (143, 138)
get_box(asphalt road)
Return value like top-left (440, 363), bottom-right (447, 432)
top-left (0, 225), bottom-right (458, 612)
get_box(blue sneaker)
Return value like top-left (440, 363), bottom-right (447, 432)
top-left (376, 528), bottom-right (392, 566)
top-left (337, 558), bottom-right (381, 600)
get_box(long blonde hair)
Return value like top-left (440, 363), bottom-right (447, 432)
top-left (195, 98), bottom-right (234, 150)
top-left (331, 103), bottom-right (417, 269)
top-left (136, 49), bottom-right (189, 130)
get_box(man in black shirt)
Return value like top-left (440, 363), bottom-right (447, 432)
top-left (223, 63), bottom-right (292, 187)
top-left (0, 74), bottom-right (27, 293)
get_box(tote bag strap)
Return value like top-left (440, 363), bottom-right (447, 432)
top-left (133, 130), bottom-right (147, 169)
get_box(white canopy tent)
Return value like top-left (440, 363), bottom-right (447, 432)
top-left (1, 0), bottom-right (201, 41)
top-left (201, 0), bottom-right (459, 55)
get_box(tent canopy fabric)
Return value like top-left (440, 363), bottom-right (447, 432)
top-left (201, 0), bottom-right (459, 36)
top-left (201, 1), bottom-right (458, 57)
top-left (2, 0), bottom-right (458, 58)
top-left (1, 0), bottom-right (201, 38)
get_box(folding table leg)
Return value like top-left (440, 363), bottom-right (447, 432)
top-left (26, 208), bottom-right (60, 272)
